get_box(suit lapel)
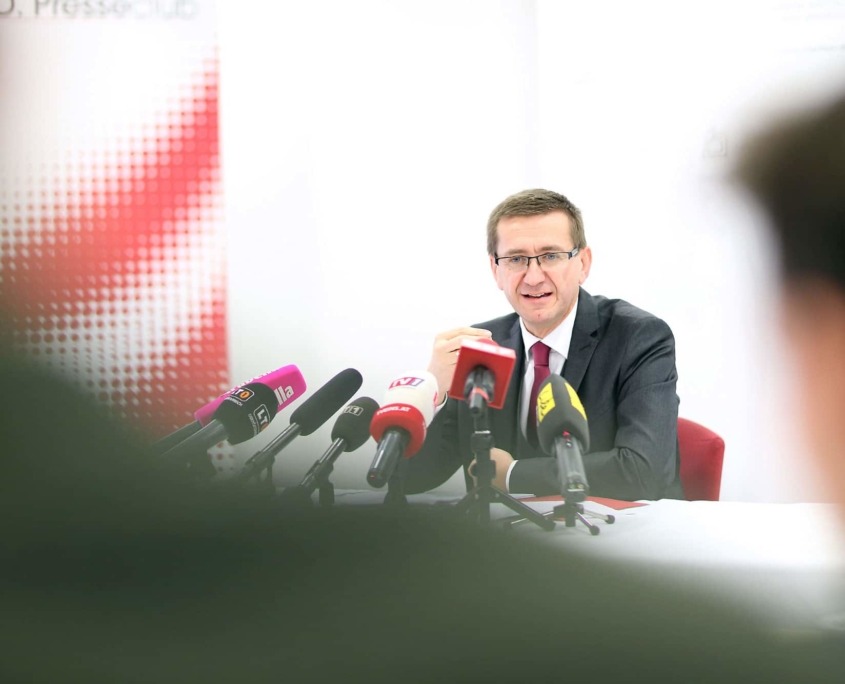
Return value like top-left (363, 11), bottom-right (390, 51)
top-left (488, 315), bottom-right (524, 451)
top-left (495, 316), bottom-right (546, 459)
top-left (500, 315), bottom-right (524, 409)
top-left (562, 289), bottom-right (600, 393)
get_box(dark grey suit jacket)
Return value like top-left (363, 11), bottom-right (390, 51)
top-left (404, 288), bottom-right (684, 501)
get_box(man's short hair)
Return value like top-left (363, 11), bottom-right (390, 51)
top-left (736, 93), bottom-right (845, 289)
top-left (486, 188), bottom-right (587, 256)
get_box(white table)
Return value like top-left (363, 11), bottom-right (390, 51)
top-left (511, 498), bottom-right (845, 631)
top-left (334, 490), bottom-right (845, 632)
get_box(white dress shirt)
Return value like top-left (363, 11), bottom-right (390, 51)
top-left (505, 299), bottom-right (578, 489)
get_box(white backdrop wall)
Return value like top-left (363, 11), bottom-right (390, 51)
top-left (218, 0), bottom-right (845, 501)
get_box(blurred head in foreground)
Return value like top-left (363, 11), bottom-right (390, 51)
top-left (736, 91), bottom-right (845, 515)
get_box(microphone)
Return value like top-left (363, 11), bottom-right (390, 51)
top-left (151, 364), bottom-right (307, 454)
top-left (282, 396), bottom-right (379, 504)
top-left (536, 374), bottom-right (590, 501)
top-left (235, 368), bottom-right (364, 484)
top-left (157, 382), bottom-right (281, 467)
top-left (194, 364), bottom-right (307, 426)
top-left (447, 337), bottom-right (516, 413)
top-left (367, 371), bottom-right (438, 488)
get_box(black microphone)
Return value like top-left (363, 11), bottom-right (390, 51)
top-left (157, 382), bottom-right (280, 467)
top-left (464, 367), bottom-right (495, 417)
top-left (536, 375), bottom-right (590, 501)
top-left (235, 368), bottom-right (363, 484)
top-left (281, 396), bottom-right (379, 505)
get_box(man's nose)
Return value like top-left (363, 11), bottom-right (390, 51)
top-left (522, 258), bottom-right (545, 284)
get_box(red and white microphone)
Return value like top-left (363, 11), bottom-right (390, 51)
top-left (448, 337), bottom-right (516, 414)
top-left (367, 370), bottom-right (438, 488)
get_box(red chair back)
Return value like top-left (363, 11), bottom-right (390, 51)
top-left (677, 418), bottom-right (725, 501)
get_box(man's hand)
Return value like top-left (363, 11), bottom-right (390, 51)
top-left (427, 326), bottom-right (493, 405)
top-left (468, 447), bottom-right (514, 491)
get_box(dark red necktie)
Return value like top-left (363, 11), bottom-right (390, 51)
top-left (527, 341), bottom-right (551, 448)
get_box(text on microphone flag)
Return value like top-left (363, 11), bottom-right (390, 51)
top-left (274, 385), bottom-right (297, 405)
top-left (389, 376), bottom-right (427, 389)
top-left (378, 404), bottom-right (414, 418)
top-left (250, 405), bottom-right (272, 433)
top-left (229, 386), bottom-right (256, 404)
top-left (538, 383), bottom-right (556, 423)
top-left (223, 385), bottom-right (283, 423)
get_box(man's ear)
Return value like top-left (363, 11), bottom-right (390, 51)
top-left (578, 246), bottom-right (593, 284)
top-left (489, 254), bottom-right (503, 290)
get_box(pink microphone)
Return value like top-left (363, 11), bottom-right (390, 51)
top-left (151, 364), bottom-right (307, 457)
top-left (194, 364), bottom-right (307, 426)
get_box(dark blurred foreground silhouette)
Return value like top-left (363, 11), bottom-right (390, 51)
top-left (0, 339), bottom-right (842, 683)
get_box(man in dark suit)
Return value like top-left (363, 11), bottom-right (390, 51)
top-left (405, 189), bottom-right (684, 500)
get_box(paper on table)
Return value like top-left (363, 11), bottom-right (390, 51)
top-left (518, 495), bottom-right (650, 511)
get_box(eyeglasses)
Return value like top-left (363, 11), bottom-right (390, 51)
top-left (494, 248), bottom-right (580, 272)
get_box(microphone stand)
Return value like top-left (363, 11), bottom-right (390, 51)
top-left (241, 458), bottom-right (278, 497)
top-left (277, 438), bottom-right (352, 508)
top-left (551, 497), bottom-right (615, 536)
top-left (276, 475), bottom-right (335, 507)
top-left (384, 470), bottom-right (408, 507)
top-left (500, 494), bottom-right (616, 534)
top-left (550, 433), bottom-right (615, 535)
top-left (503, 442), bottom-right (616, 534)
top-left (232, 423), bottom-right (303, 497)
top-left (504, 496), bottom-right (614, 534)
top-left (453, 389), bottom-right (555, 531)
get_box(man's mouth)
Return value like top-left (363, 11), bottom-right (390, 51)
top-left (522, 292), bottom-right (551, 299)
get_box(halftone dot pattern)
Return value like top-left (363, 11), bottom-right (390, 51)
top-left (0, 51), bottom-right (228, 439)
